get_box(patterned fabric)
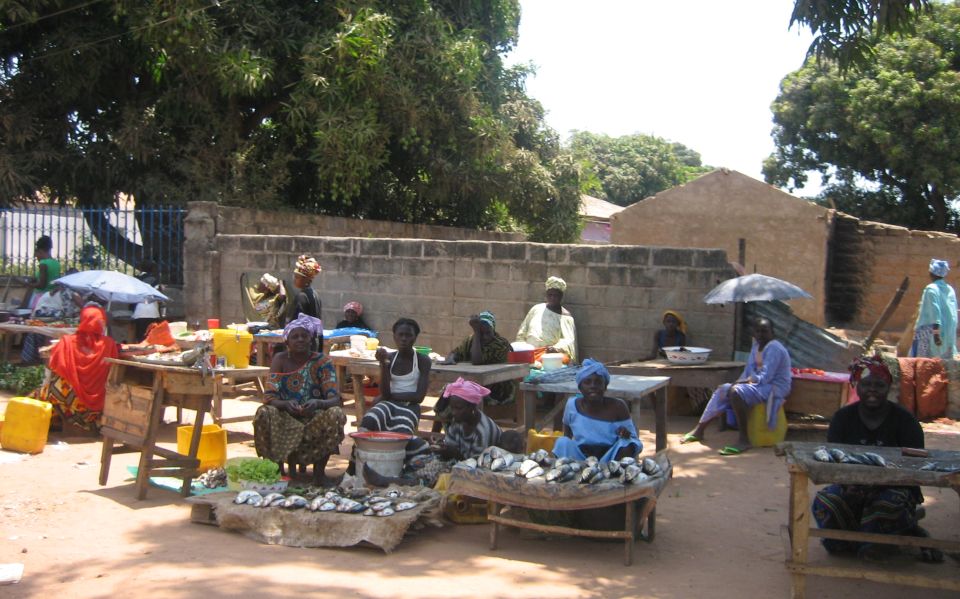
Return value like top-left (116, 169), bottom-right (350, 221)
top-left (39, 372), bottom-right (101, 432)
top-left (478, 310), bottom-right (496, 330)
top-left (441, 377), bottom-right (490, 405)
top-left (343, 301), bottom-right (363, 316)
top-left (451, 332), bottom-right (515, 404)
top-left (515, 303), bottom-right (578, 363)
top-left (443, 412), bottom-right (502, 459)
top-left (294, 254), bottom-right (321, 279)
top-left (910, 279), bottom-right (958, 358)
top-left (849, 355), bottom-right (893, 386)
top-left (284, 314), bottom-right (323, 340)
top-left (260, 273), bottom-right (280, 292)
top-left (47, 306), bottom-right (119, 413)
top-left (360, 401), bottom-right (430, 460)
top-left (263, 353), bottom-right (338, 406)
top-left (812, 484), bottom-right (918, 554)
top-left (928, 258), bottom-right (949, 277)
top-left (552, 395), bottom-right (641, 463)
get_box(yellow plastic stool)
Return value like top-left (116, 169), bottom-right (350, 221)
top-left (0, 397), bottom-right (52, 454)
top-left (746, 403), bottom-right (787, 447)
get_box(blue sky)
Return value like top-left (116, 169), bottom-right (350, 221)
top-left (506, 0), bottom-right (819, 192)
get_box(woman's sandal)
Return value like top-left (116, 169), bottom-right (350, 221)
top-left (679, 433), bottom-right (701, 445)
top-left (718, 445), bottom-right (748, 456)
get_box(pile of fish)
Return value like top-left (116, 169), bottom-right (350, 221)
top-left (233, 488), bottom-right (417, 517)
top-left (812, 446), bottom-right (889, 467)
top-left (456, 446), bottom-right (664, 486)
top-left (196, 468), bottom-right (227, 489)
top-left (918, 461), bottom-right (960, 473)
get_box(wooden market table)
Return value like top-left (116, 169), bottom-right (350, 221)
top-left (608, 358), bottom-right (744, 391)
top-left (519, 374), bottom-right (671, 452)
top-left (448, 450), bottom-right (673, 565)
top-left (0, 322), bottom-right (76, 362)
top-left (327, 349), bottom-right (531, 424)
top-left (778, 441), bottom-right (960, 598)
top-left (252, 333), bottom-right (350, 366)
top-left (98, 358), bottom-right (266, 499)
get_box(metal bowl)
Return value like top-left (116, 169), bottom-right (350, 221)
top-left (662, 346), bottom-right (712, 365)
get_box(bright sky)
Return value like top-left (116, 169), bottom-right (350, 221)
top-left (507, 0), bottom-right (818, 192)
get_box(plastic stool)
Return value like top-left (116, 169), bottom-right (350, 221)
top-left (746, 403), bottom-right (787, 447)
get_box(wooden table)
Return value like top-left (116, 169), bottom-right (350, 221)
top-left (253, 333), bottom-right (350, 366)
top-left (609, 359), bottom-right (743, 390)
top-left (0, 322), bottom-right (76, 362)
top-left (519, 374), bottom-right (671, 452)
top-left (328, 350), bottom-right (531, 424)
top-left (449, 450), bottom-right (673, 565)
top-left (779, 441), bottom-right (960, 598)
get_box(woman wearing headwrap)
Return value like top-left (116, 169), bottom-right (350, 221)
top-left (435, 378), bottom-right (503, 460)
top-left (811, 356), bottom-right (939, 562)
top-left (649, 310), bottom-right (687, 359)
top-left (336, 301), bottom-right (370, 330)
top-left (38, 305), bottom-right (119, 432)
top-left (551, 359), bottom-right (641, 463)
top-left (440, 311), bottom-right (515, 405)
top-left (243, 273), bottom-right (286, 328)
top-left (282, 255), bottom-right (323, 327)
top-left (909, 258), bottom-right (957, 359)
top-left (515, 276), bottom-right (578, 363)
top-left (252, 314), bottom-right (345, 484)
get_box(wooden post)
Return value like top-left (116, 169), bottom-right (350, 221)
top-left (862, 276), bottom-right (909, 353)
top-left (488, 501), bottom-right (500, 550)
top-left (789, 469), bottom-right (810, 599)
top-left (624, 500), bottom-right (636, 566)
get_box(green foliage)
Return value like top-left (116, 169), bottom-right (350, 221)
top-left (225, 457), bottom-right (280, 484)
top-left (0, 363), bottom-right (45, 395)
top-left (567, 132), bottom-right (712, 207)
top-left (0, 0), bottom-right (581, 242)
top-left (766, 2), bottom-right (960, 231)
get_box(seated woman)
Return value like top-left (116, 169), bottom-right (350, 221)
top-left (812, 356), bottom-right (940, 562)
top-left (649, 310), bottom-right (687, 359)
top-left (434, 378), bottom-right (502, 461)
top-left (516, 276), bottom-right (578, 364)
top-left (335, 301), bottom-right (370, 330)
top-left (359, 318), bottom-right (432, 462)
top-left (38, 305), bottom-right (119, 433)
top-left (552, 359), bottom-right (641, 463)
top-left (433, 311), bottom-right (515, 431)
top-left (253, 315), bottom-right (346, 485)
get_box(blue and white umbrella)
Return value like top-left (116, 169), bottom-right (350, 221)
top-left (55, 270), bottom-right (169, 305)
top-left (703, 273), bottom-right (812, 304)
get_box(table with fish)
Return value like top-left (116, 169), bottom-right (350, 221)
top-left (778, 441), bottom-right (960, 598)
top-left (448, 447), bottom-right (673, 565)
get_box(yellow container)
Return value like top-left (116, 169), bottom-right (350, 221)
top-left (434, 472), bottom-right (488, 525)
top-left (211, 328), bottom-right (254, 368)
top-left (746, 403), bottom-right (788, 448)
top-left (176, 424), bottom-right (228, 472)
top-left (526, 429), bottom-right (563, 453)
top-left (0, 397), bottom-right (52, 454)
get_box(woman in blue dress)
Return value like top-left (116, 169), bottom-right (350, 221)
top-left (552, 359), bottom-right (641, 463)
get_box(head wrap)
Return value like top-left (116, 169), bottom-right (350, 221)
top-left (283, 314), bottom-right (323, 340)
top-left (849, 355), bottom-right (893, 387)
top-left (662, 310), bottom-right (687, 335)
top-left (259, 273), bottom-right (280, 293)
top-left (929, 259), bottom-right (950, 278)
top-left (441, 377), bottom-right (491, 405)
top-left (294, 255), bottom-right (321, 280)
top-left (47, 305), bottom-right (118, 413)
top-left (343, 301), bottom-right (363, 316)
top-left (576, 358), bottom-right (610, 387)
top-left (545, 276), bottom-right (567, 292)
top-left (478, 310), bottom-right (496, 330)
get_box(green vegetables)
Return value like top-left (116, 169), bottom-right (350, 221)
top-left (0, 363), bottom-right (45, 395)
top-left (226, 458), bottom-right (280, 484)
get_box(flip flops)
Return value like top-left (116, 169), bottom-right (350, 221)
top-left (719, 445), bottom-right (748, 456)
top-left (680, 433), bottom-right (701, 445)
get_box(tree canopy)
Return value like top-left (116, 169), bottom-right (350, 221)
top-left (566, 131), bottom-right (711, 207)
top-left (0, 0), bottom-right (582, 242)
top-left (765, 1), bottom-right (960, 232)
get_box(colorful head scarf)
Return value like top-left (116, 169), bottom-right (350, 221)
top-left (576, 358), bottom-right (610, 387)
top-left (259, 273), bottom-right (280, 293)
top-left (545, 276), bottom-right (567, 292)
top-left (294, 255), bottom-right (321, 279)
top-left (478, 310), bottom-right (496, 330)
top-left (47, 305), bottom-right (119, 412)
top-left (284, 314), bottom-right (323, 340)
top-left (343, 301), bottom-right (363, 316)
top-left (662, 310), bottom-right (687, 335)
top-left (441, 377), bottom-right (491, 405)
top-left (849, 355), bottom-right (893, 387)
top-left (929, 258), bottom-right (950, 278)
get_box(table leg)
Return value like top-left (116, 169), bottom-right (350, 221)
top-left (98, 437), bottom-right (114, 485)
top-left (624, 499), bottom-right (636, 566)
top-left (654, 387), bottom-right (667, 452)
top-left (212, 375), bottom-right (223, 425)
top-left (352, 374), bottom-right (365, 424)
top-left (789, 470), bottom-right (810, 599)
top-left (522, 389), bottom-right (536, 431)
top-left (181, 397), bottom-right (211, 497)
top-left (489, 501), bottom-right (500, 550)
top-left (136, 373), bottom-right (167, 500)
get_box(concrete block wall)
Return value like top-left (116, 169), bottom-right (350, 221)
top-left (187, 234), bottom-right (737, 364)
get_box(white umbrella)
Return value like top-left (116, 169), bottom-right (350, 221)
top-left (55, 270), bottom-right (169, 305)
top-left (703, 273), bottom-right (812, 304)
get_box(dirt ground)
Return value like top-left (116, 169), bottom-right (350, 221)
top-left (1, 391), bottom-right (958, 599)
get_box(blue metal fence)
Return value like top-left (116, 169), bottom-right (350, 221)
top-left (0, 205), bottom-right (186, 284)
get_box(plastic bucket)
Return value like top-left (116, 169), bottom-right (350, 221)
top-left (212, 328), bottom-right (254, 368)
top-left (526, 429), bottom-right (563, 453)
top-left (177, 424), bottom-right (228, 472)
top-left (0, 397), bottom-right (52, 454)
top-left (350, 335), bottom-right (367, 351)
top-left (355, 447), bottom-right (406, 482)
top-left (168, 321), bottom-right (188, 336)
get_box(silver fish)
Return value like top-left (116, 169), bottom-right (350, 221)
top-left (567, 461), bottom-right (584, 472)
top-left (376, 507), bottom-right (396, 517)
top-left (490, 453), bottom-right (515, 472)
top-left (619, 457), bottom-right (637, 467)
top-left (620, 464), bottom-right (643, 484)
top-left (317, 501), bottom-right (337, 512)
top-left (556, 457), bottom-right (574, 467)
top-left (308, 496), bottom-right (326, 511)
top-left (525, 466), bottom-right (545, 479)
top-left (862, 452), bottom-right (888, 467)
top-left (386, 489), bottom-right (403, 498)
top-left (545, 465), bottom-right (570, 483)
top-left (517, 459), bottom-right (540, 477)
top-left (336, 499), bottom-right (366, 513)
top-left (370, 501), bottom-right (393, 512)
top-left (579, 465), bottom-right (601, 484)
top-left (363, 508), bottom-right (376, 516)
top-left (367, 496), bottom-right (389, 504)
top-left (458, 458), bottom-right (478, 469)
top-left (259, 492), bottom-right (285, 507)
top-left (827, 448), bottom-right (846, 462)
top-left (641, 457), bottom-right (662, 476)
top-left (246, 495), bottom-right (264, 507)
top-left (234, 490), bottom-right (262, 505)
top-left (585, 456), bottom-right (599, 467)
top-left (813, 447), bottom-right (832, 462)
top-left (269, 497), bottom-right (286, 507)
top-left (533, 449), bottom-right (550, 463)
top-left (606, 461), bottom-right (622, 477)
top-left (394, 501), bottom-right (417, 511)
top-left (540, 456), bottom-right (556, 468)
top-left (283, 495), bottom-right (309, 508)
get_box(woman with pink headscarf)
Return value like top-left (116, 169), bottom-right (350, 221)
top-left (336, 300), bottom-right (370, 330)
top-left (435, 378), bottom-right (504, 460)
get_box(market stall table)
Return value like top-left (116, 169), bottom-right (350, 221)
top-left (253, 333), bottom-right (350, 366)
top-left (448, 450), bottom-right (672, 565)
top-left (778, 441), bottom-right (960, 598)
top-left (609, 358), bottom-right (744, 391)
top-left (327, 350), bottom-right (530, 424)
top-left (98, 358), bottom-right (265, 499)
top-left (0, 322), bottom-right (76, 362)
top-left (519, 374), bottom-right (671, 452)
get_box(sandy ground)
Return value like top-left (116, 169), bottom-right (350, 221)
top-left (1, 391), bottom-right (958, 599)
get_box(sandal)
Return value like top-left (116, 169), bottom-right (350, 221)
top-left (719, 445), bottom-right (749, 456)
top-left (680, 433), bottom-right (702, 445)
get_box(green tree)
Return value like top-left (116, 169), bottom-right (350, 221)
top-left (0, 0), bottom-right (581, 242)
top-left (765, 2), bottom-right (960, 231)
top-left (567, 131), bottom-right (711, 207)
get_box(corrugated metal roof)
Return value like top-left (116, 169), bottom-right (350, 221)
top-left (580, 194), bottom-right (625, 220)
top-left (744, 301), bottom-right (862, 371)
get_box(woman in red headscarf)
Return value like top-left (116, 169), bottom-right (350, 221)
top-left (38, 305), bottom-right (119, 432)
